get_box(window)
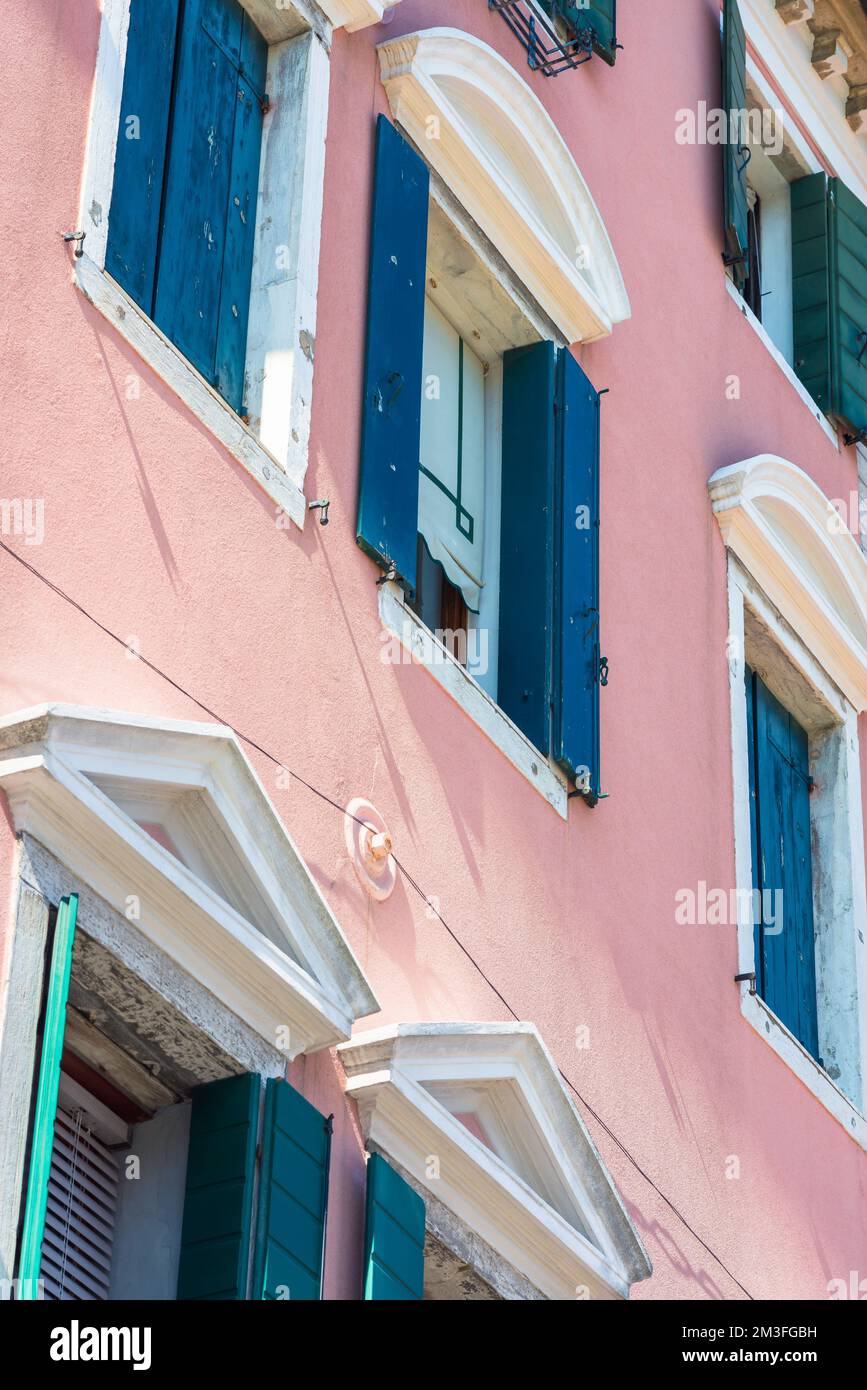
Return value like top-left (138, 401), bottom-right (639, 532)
top-left (710, 454), bottom-right (867, 1142)
top-left (359, 30), bottom-right (630, 807)
top-left (341, 1023), bottom-right (652, 1301)
top-left (76, 0), bottom-right (333, 526)
top-left (745, 666), bottom-right (819, 1061)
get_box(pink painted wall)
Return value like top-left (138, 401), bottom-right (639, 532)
top-left (1, 0), bottom-right (865, 1299)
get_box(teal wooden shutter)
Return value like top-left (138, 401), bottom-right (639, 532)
top-left (553, 351), bottom-right (602, 799)
top-left (747, 670), bottom-right (820, 1061)
top-left (499, 342), bottom-right (556, 754)
top-left (153, 0), bottom-right (266, 413)
top-left (792, 172), bottom-right (833, 414)
top-left (792, 173), bottom-right (867, 440)
top-left (177, 1071), bottom-right (259, 1300)
top-left (16, 895), bottom-right (78, 1300)
top-left (722, 0), bottom-right (749, 286)
top-left (363, 1153), bottom-right (425, 1300)
top-left (252, 1078), bottom-right (331, 1301)
top-left (105, 0), bottom-right (180, 308)
top-left (357, 116), bottom-right (430, 596)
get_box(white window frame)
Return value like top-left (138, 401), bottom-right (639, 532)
top-left (75, 0), bottom-right (336, 529)
top-left (710, 454), bottom-right (867, 1147)
top-left (337, 1023), bottom-right (652, 1300)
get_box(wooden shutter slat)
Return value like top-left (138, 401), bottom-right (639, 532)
top-left (106, 0), bottom-right (181, 311)
top-left (363, 1153), bottom-right (425, 1300)
top-left (498, 341), bottom-right (556, 755)
top-left (38, 1096), bottom-right (122, 1302)
top-left (252, 1078), bottom-right (330, 1302)
top-left (356, 115), bottom-right (430, 595)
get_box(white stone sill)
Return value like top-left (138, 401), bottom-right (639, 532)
top-left (742, 986), bottom-right (867, 1153)
top-left (379, 582), bottom-right (569, 819)
top-left (724, 276), bottom-right (840, 453)
top-left (73, 253), bottom-right (307, 529)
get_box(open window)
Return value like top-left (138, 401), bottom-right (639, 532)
top-left (710, 455), bottom-right (867, 1142)
top-left (358, 32), bottom-right (629, 811)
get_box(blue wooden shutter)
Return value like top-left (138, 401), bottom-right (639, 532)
top-left (356, 116), bottom-right (430, 596)
top-left (498, 342), bottom-right (556, 754)
top-left (105, 0), bottom-right (181, 309)
top-left (747, 670), bottom-right (820, 1060)
top-left (722, 0), bottom-right (749, 286)
top-left (252, 1078), bottom-right (331, 1301)
top-left (177, 1071), bottom-right (259, 1300)
top-left (363, 1153), bottom-right (425, 1300)
top-left (16, 895), bottom-right (78, 1300)
top-left (553, 351), bottom-right (602, 798)
top-left (152, 0), bottom-right (266, 413)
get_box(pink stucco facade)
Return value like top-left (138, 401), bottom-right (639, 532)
top-left (2, 0), bottom-right (867, 1303)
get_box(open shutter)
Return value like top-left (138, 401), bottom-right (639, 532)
top-left (177, 1071), bottom-right (259, 1300)
top-left (363, 1153), bottom-right (425, 1301)
top-left (252, 1078), bottom-right (331, 1301)
top-left (748, 671), bottom-right (820, 1061)
top-left (792, 172), bottom-right (833, 414)
top-left (105, 0), bottom-right (180, 309)
top-left (498, 341), bottom-right (556, 755)
top-left (792, 174), bottom-right (867, 439)
top-left (356, 115), bottom-right (430, 596)
top-left (153, 0), bottom-right (266, 413)
top-left (722, 0), bottom-right (749, 286)
top-left (16, 894), bottom-right (78, 1300)
top-left (553, 351), bottom-right (602, 798)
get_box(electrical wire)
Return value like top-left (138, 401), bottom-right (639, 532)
top-left (0, 536), bottom-right (754, 1298)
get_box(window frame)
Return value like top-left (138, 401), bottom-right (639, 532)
top-left (74, 0), bottom-right (333, 529)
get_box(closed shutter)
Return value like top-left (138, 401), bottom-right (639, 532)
top-left (252, 1078), bottom-right (331, 1301)
top-left (499, 342), bottom-right (557, 756)
top-left (105, 0), bottom-right (180, 308)
top-left (356, 115), bottom-right (430, 596)
top-left (106, 0), bottom-right (266, 414)
top-left (553, 351), bottom-right (602, 798)
top-left (746, 669), bottom-right (820, 1060)
top-left (363, 1153), bottom-right (425, 1300)
top-left (40, 1102), bottom-right (121, 1301)
top-left (792, 172), bottom-right (867, 439)
top-left (177, 1071), bottom-right (259, 1300)
top-left (722, 0), bottom-right (749, 287)
top-left (16, 894), bottom-right (78, 1300)
top-left (153, 0), bottom-right (266, 412)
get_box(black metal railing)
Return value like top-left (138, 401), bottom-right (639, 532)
top-left (488, 1), bottom-right (618, 76)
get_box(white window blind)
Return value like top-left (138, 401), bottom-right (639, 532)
top-left (40, 1100), bottom-right (122, 1300)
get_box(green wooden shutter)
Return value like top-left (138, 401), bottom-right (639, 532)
top-left (16, 894), bottom-right (78, 1300)
top-left (792, 173), bottom-right (867, 439)
top-left (792, 172), bottom-right (833, 413)
top-left (252, 1078), bottom-right (331, 1301)
top-left (747, 669), bottom-right (820, 1061)
top-left (363, 1154), bottom-right (425, 1300)
top-left (499, 341), bottom-right (556, 754)
top-left (177, 1071), bottom-right (259, 1300)
top-left (105, 0), bottom-right (181, 309)
top-left (553, 351), bottom-right (602, 799)
top-left (153, 0), bottom-right (267, 413)
top-left (722, 0), bottom-right (749, 286)
top-left (356, 115), bottom-right (430, 596)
